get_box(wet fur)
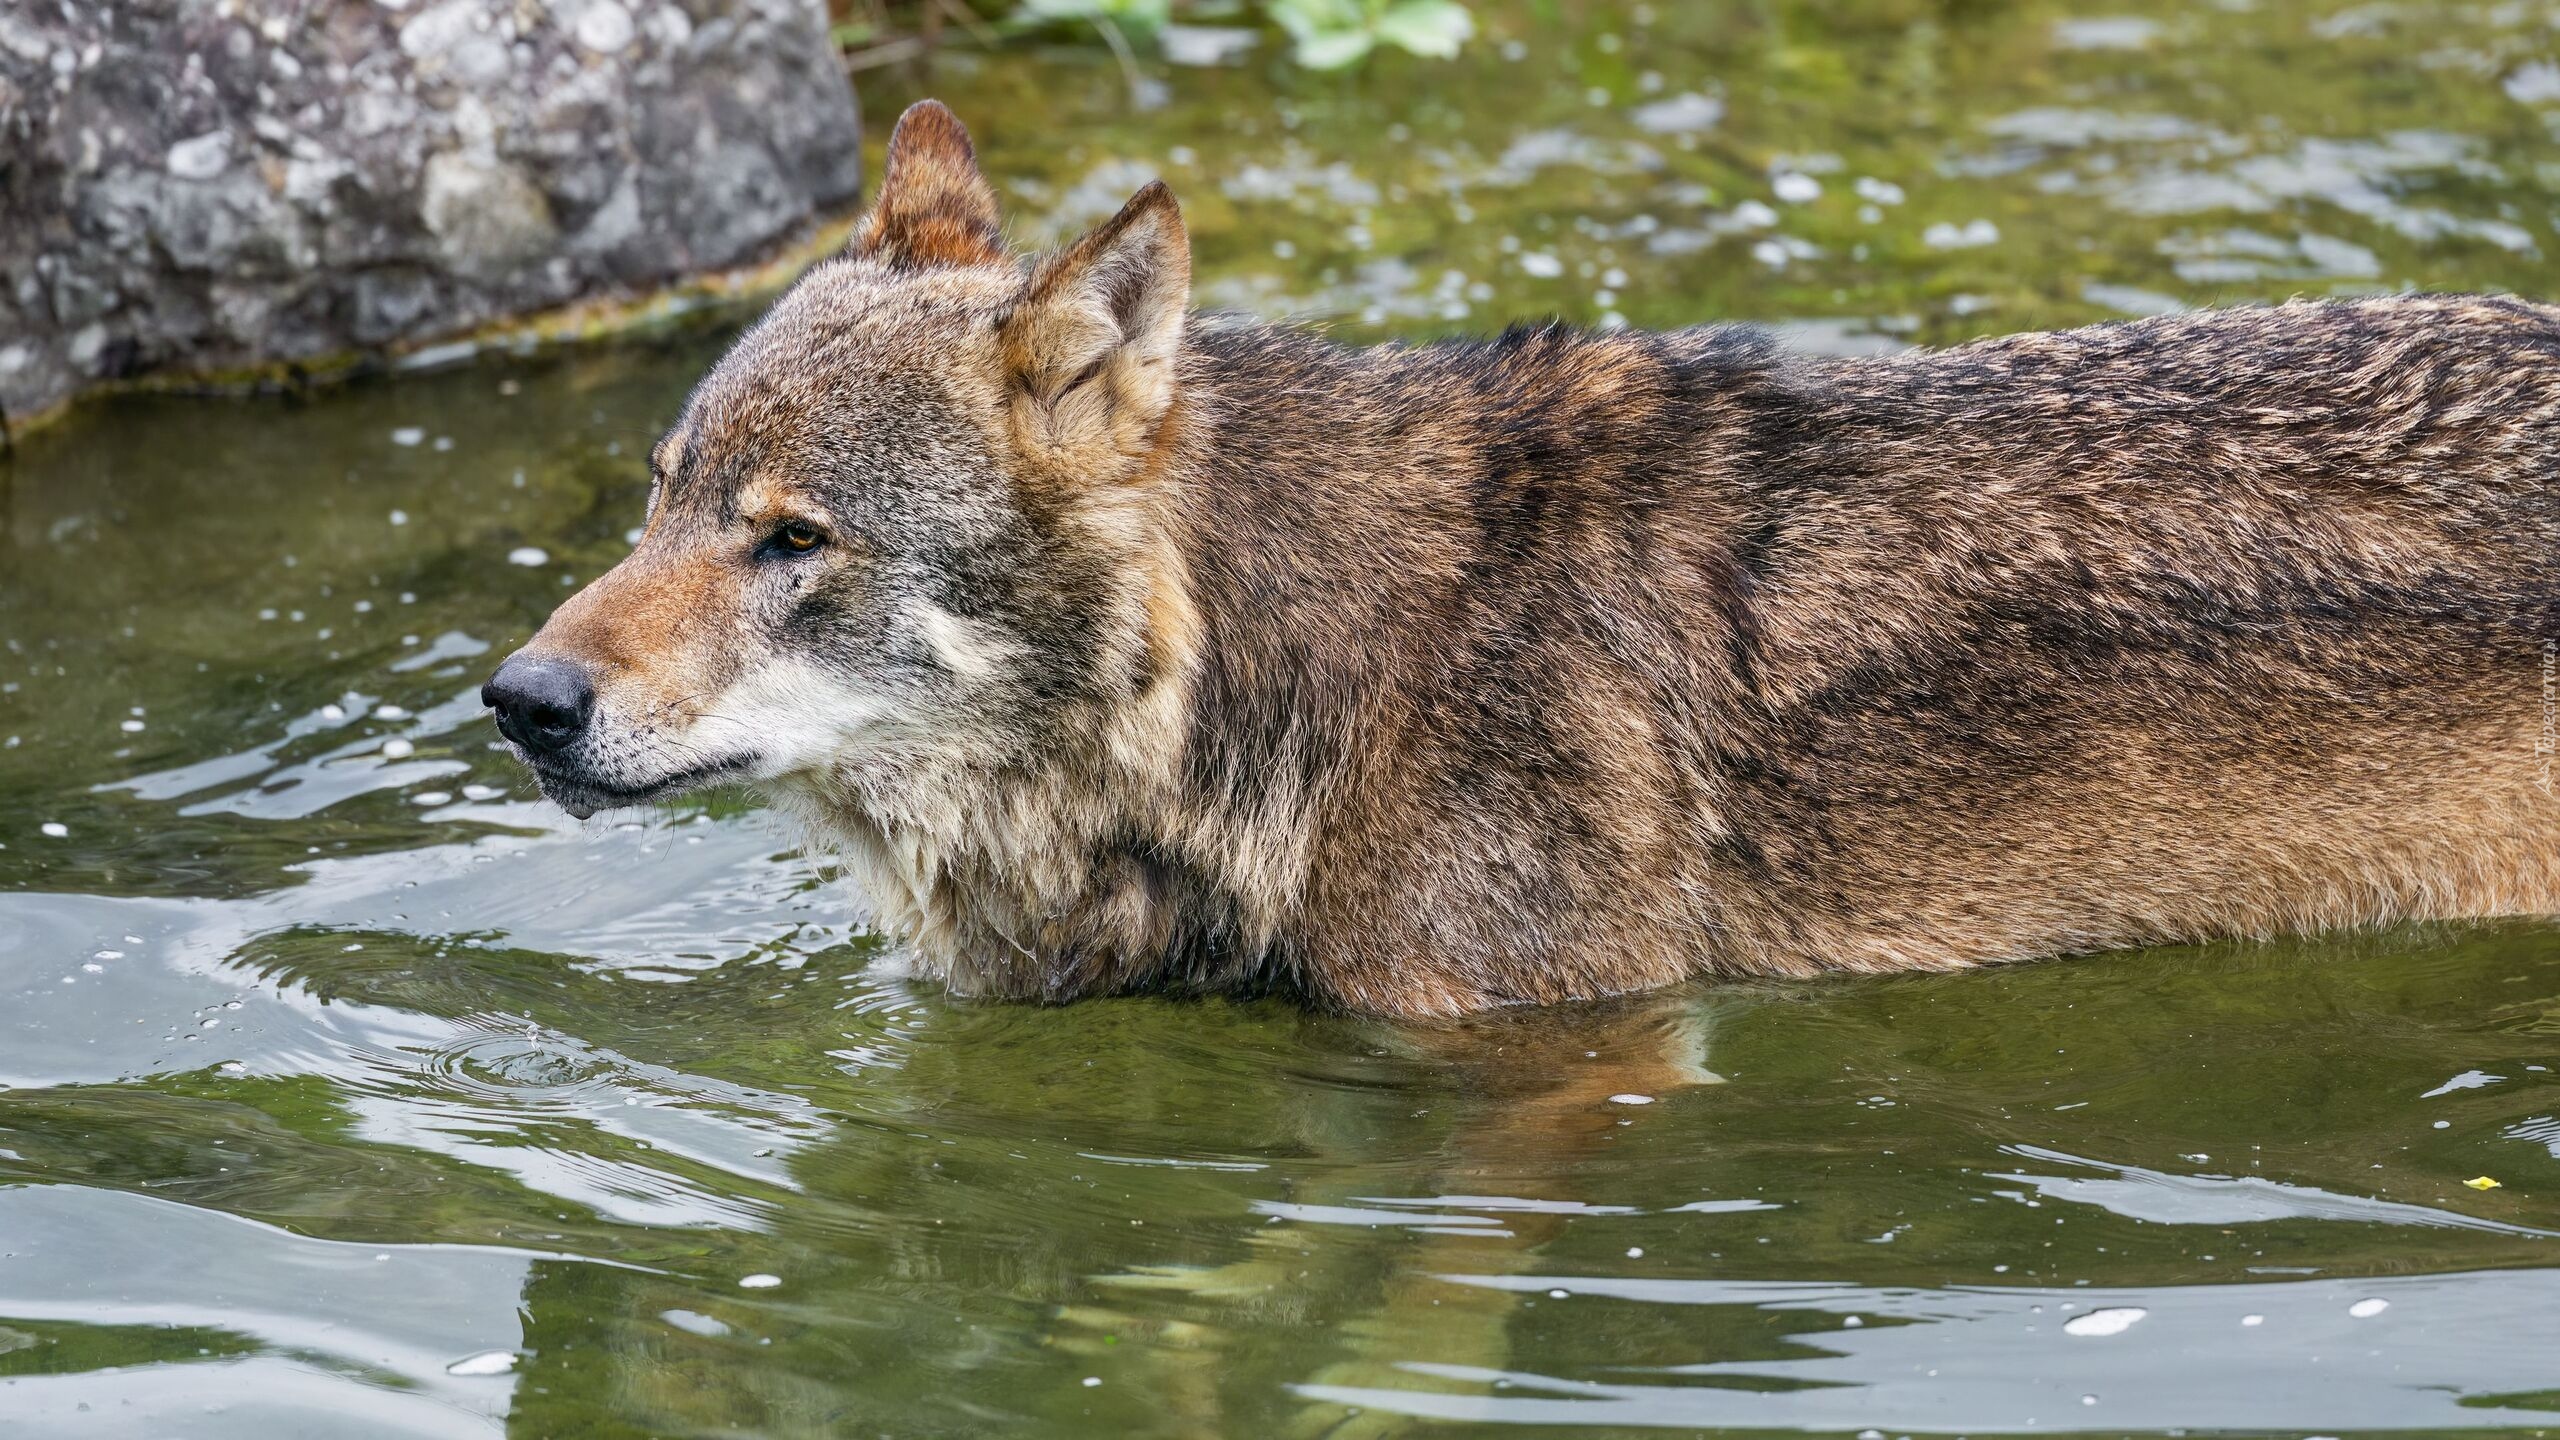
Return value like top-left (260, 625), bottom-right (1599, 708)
top-left (502, 102), bottom-right (2560, 1018)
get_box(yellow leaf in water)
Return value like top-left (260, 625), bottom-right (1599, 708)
top-left (2464, 1176), bottom-right (2503, 1190)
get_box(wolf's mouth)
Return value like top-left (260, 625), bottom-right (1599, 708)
top-left (528, 753), bottom-right (759, 820)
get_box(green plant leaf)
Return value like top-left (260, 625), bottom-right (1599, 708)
top-left (1371, 0), bottom-right (1474, 58)
top-left (1291, 27), bottom-right (1377, 68)
top-left (1265, 0), bottom-right (1351, 46)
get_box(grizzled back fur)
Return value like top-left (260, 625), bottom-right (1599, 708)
top-left (494, 100), bottom-right (2560, 1018)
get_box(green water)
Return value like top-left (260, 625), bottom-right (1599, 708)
top-left (5, 1), bottom-right (2560, 1433)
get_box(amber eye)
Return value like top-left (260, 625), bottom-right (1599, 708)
top-left (770, 519), bottom-right (825, 555)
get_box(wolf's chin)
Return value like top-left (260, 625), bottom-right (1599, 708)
top-left (530, 752), bottom-right (760, 820)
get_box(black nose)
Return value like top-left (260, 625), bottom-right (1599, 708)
top-left (482, 655), bottom-right (595, 754)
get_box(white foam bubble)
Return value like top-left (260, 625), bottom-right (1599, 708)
top-left (445, 1350), bottom-right (517, 1376)
top-left (2063, 1306), bottom-right (2147, 1337)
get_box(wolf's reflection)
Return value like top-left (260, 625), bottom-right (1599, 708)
top-left (1069, 988), bottom-right (1724, 1439)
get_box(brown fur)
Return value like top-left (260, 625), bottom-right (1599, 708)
top-left (496, 101), bottom-right (2560, 1018)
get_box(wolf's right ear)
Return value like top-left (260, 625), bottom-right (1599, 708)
top-left (849, 100), bottom-right (1006, 270)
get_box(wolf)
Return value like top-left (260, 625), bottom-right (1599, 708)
top-left (484, 99), bottom-right (2560, 1019)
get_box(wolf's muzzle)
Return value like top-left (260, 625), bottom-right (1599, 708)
top-left (483, 655), bottom-right (596, 754)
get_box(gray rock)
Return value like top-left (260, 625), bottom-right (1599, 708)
top-left (0, 0), bottom-right (863, 429)
top-left (421, 151), bottom-right (561, 278)
top-left (164, 130), bottom-right (234, 180)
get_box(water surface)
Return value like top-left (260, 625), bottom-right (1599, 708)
top-left (6, 1), bottom-right (2560, 1433)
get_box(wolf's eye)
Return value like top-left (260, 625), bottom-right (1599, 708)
top-left (769, 520), bottom-right (825, 555)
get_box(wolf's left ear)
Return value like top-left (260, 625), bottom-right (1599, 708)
top-left (851, 99), bottom-right (1006, 270)
top-left (998, 180), bottom-right (1190, 475)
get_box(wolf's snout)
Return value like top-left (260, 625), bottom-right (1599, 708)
top-left (483, 655), bottom-right (596, 754)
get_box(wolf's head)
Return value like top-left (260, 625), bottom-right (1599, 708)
top-left (483, 101), bottom-right (1196, 825)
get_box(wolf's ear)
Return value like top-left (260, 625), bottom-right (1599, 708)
top-left (851, 100), bottom-right (1006, 270)
top-left (997, 180), bottom-right (1190, 474)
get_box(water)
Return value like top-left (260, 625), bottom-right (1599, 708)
top-left (4, 2), bottom-right (2559, 1433)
